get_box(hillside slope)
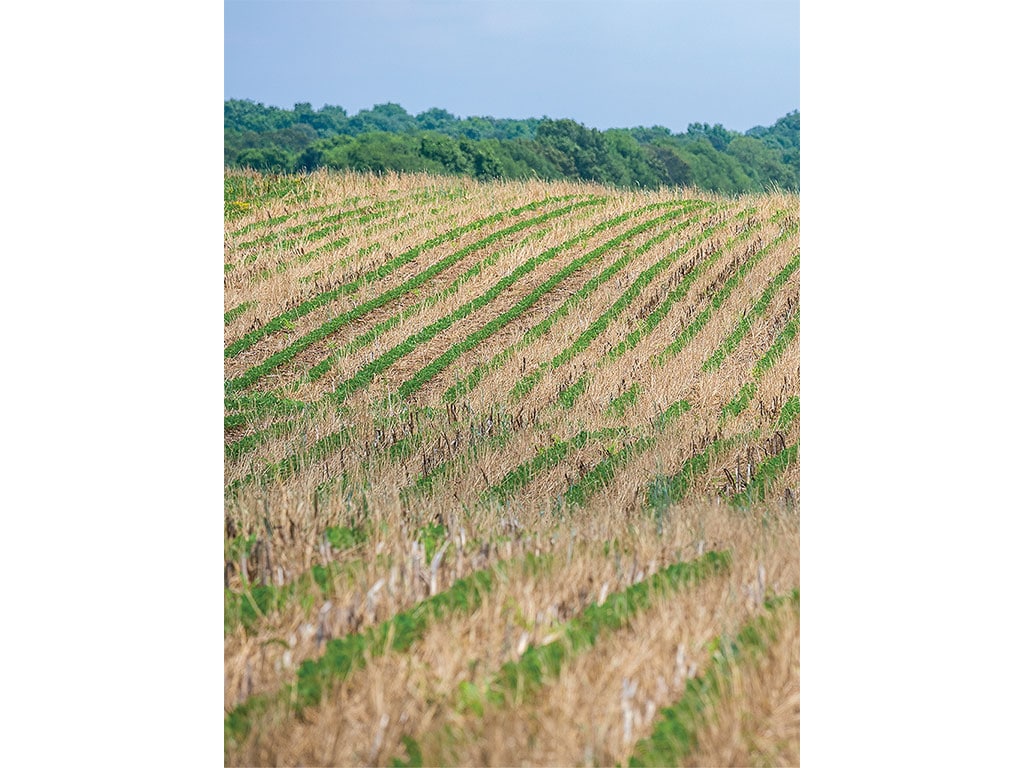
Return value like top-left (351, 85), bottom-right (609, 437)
top-left (224, 168), bottom-right (800, 766)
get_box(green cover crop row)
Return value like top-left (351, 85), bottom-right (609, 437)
top-left (720, 309), bottom-right (800, 420)
top-left (225, 194), bottom-right (593, 360)
top-left (608, 210), bottom-right (768, 361)
top-left (232, 198), bottom-right (398, 251)
top-left (224, 553), bottom-right (552, 749)
top-left (303, 225), bottom-right (556, 384)
top-left (701, 252), bottom-right (800, 372)
top-left (444, 204), bottom-right (728, 403)
top-left (396, 202), bottom-right (711, 400)
top-left (627, 589), bottom-right (799, 767)
top-left (647, 432), bottom-right (757, 513)
top-left (225, 198), bottom-right (607, 392)
top-left (729, 442), bottom-right (799, 508)
top-left (327, 201), bottom-right (701, 403)
top-left (655, 225), bottom-right (799, 365)
top-left (563, 399), bottom-right (692, 508)
top-left (542, 209), bottom-right (774, 415)
top-left (393, 550), bottom-right (731, 766)
top-left (480, 427), bottom-right (625, 506)
top-left (508, 205), bottom-right (744, 401)
top-left (226, 195), bottom-right (363, 240)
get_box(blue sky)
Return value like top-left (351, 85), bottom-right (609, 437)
top-left (225, 0), bottom-right (799, 133)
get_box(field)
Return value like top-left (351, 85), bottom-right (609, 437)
top-left (223, 168), bottom-right (800, 766)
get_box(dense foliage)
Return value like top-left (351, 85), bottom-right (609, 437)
top-left (225, 100), bottom-right (799, 194)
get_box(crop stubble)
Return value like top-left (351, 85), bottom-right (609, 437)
top-left (224, 170), bottom-right (800, 766)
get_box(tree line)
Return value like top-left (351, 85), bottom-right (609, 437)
top-left (225, 100), bottom-right (799, 195)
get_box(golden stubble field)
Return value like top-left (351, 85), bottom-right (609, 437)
top-left (223, 168), bottom-right (799, 766)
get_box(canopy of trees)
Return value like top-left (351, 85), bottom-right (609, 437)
top-left (225, 100), bottom-right (799, 194)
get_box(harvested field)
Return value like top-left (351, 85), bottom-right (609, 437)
top-left (224, 168), bottom-right (799, 766)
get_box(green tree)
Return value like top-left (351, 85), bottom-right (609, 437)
top-left (224, 99), bottom-right (295, 132)
top-left (459, 139), bottom-right (502, 180)
top-left (416, 108), bottom-right (459, 133)
top-left (308, 105), bottom-right (349, 136)
top-left (684, 122), bottom-right (736, 152)
top-left (314, 135), bottom-right (358, 170)
top-left (748, 111), bottom-right (799, 183)
top-left (645, 143), bottom-right (693, 188)
top-left (420, 133), bottom-right (470, 174)
top-left (677, 138), bottom-right (756, 194)
top-left (536, 119), bottom-right (612, 182)
top-left (222, 99), bottom-right (798, 194)
top-left (346, 133), bottom-right (432, 173)
top-left (234, 146), bottom-right (294, 173)
top-left (726, 135), bottom-right (797, 190)
top-left (347, 103), bottom-right (417, 134)
top-left (264, 124), bottom-right (318, 154)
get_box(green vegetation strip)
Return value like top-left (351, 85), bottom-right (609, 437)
top-left (730, 442), bottom-right (799, 508)
top-left (229, 201), bottom-right (404, 277)
top-left (564, 399), bottom-right (691, 508)
top-left (701, 253), bottom-right (800, 372)
top-left (720, 309), bottom-right (800, 420)
top-left (224, 391), bottom-right (308, 413)
top-left (223, 228), bottom-right (548, 462)
top-left (303, 226), bottom-right (555, 384)
top-left (390, 550), bottom-right (732, 765)
top-left (608, 210), bottom-right (767, 361)
top-left (395, 202), bottom-right (709, 400)
top-left (481, 427), bottom-right (625, 506)
top-left (226, 195), bottom-right (362, 239)
top-left (224, 524), bottom-right (370, 635)
top-left (753, 308), bottom-right (799, 379)
top-left (512, 207), bottom-right (751, 400)
top-left (224, 301), bottom-right (255, 326)
top-left (230, 214), bottom-right (357, 266)
top-left (227, 208), bottom-right (319, 238)
top-left (480, 551), bottom-right (730, 709)
top-left (655, 226), bottom-right (799, 365)
top-left (324, 201), bottom-right (694, 402)
top-left (721, 383), bottom-right (758, 421)
top-left (223, 174), bottom-right (325, 222)
top-left (297, 206), bottom-right (458, 286)
top-left (225, 195), bottom-right (592, 360)
top-left (233, 199), bottom-right (398, 251)
top-left (606, 383), bottom-right (641, 417)
top-left (444, 204), bottom-right (727, 403)
top-left (224, 520), bottom-right (452, 636)
top-left (627, 589), bottom-right (799, 767)
top-left (227, 428), bottom-right (353, 491)
top-left (224, 553), bottom-right (551, 749)
top-left (257, 198), bottom-right (466, 279)
top-left (228, 185), bottom-right (463, 249)
top-left (473, 395), bottom-right (693, 513)
top-left (399, 421), bottom-right (518, 502)
top-left (226, 200), bottom-right (606, 393)
top-left (247, 204), bottom-right (461, 281)
top-left (300, 240), bottom-right (381, 284)
top-left (224, 420), bottom-right (297, 461)
top-left (558, 375), bottom-right (590, 409)
top-left (223, 392), bottom-right (308, 431)
top-left (545, 210), bottom-right (771, 413)
top-left (647, 432), bottom-right (757, 512)
top-left (775, 395), bottom-right (799, 432)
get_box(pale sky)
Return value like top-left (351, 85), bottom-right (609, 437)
top-left (225, 0), bottom-right (799, 133)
